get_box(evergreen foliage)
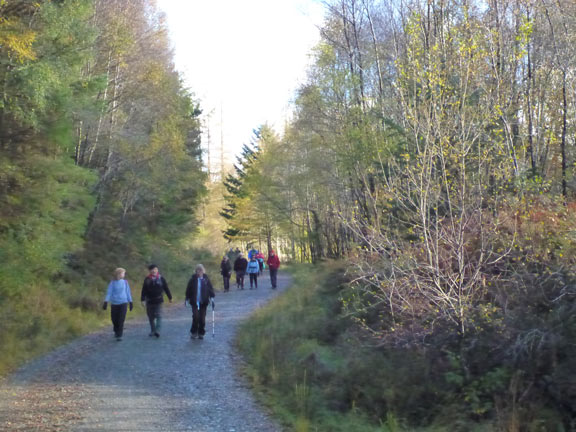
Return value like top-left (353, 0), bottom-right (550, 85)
top-left (0, 0), bottom-right (206, 373)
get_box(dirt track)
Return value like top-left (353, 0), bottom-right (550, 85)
top-left (0, 272), bottom-right (288, 431)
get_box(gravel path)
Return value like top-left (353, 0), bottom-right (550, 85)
top-left (0, 272), bottom-right (289, 431)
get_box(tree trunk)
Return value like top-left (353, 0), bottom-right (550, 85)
top-left (525, 10), bottom-right (536, 176)
top-left (561, 73), bottom-right (567, 199)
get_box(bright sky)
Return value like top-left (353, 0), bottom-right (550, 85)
top-left (156, 0), bottom-right (325, 172)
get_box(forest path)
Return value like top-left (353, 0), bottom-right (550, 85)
top-left (0, 272), bottom-right (289, 431)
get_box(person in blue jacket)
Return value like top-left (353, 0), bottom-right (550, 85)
top-left (246, 256), bottom-right (260, 289)
top-left (102, 267), bottom-right (133, 341)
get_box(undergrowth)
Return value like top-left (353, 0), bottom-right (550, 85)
top-left (236, 260), bottom-right (575, 431)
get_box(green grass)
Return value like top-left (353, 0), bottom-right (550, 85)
top-left (236, 262), bottom-right (395, 432)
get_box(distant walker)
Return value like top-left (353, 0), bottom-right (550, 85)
top-left (266, 250), bottom-right (280, 289)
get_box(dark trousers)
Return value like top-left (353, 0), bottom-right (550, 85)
top-left (146, 303), bottom-right (162, 333)
top-left (191, 304), bottom-right (208, 335)
top-left (236, 271), bottom-right (245, 289)
top-left (269, 268), bottom-right (278, 288)
top-left (249, 273), bottom-right (258, 288)
top-left (111, 303), bottom-right (128, 337)
top-left (223, 274), bottom-right (231, 292)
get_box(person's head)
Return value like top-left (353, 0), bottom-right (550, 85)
top-left (269, 250), bottom-right (275, 256)
top-left (195, 264), bottom-right (205, 276)
top-left (114, 267), bottom-right (126, 280)
top-left (222, 255), bottom-right (229, 261)
top-left (148, 264), bottom-right (159, 276)
top-left (238, 253), bottom-right (243, 258)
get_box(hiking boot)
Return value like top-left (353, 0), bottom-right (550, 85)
top-left (148, 332), bottom-right (154, 337)
top-left (191, 333), bottom-right (198, 339)
top-left (198, 335), bottom-right (204, 340)
top-left (154, 332), bottom-right (160, 338)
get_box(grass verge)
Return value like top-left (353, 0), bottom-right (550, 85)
top-left (236, 262), bottom-right (400, 432)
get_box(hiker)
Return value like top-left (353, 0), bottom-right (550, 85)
top-left (185, 264), bottom-right (215, 340)
top-left (234, 253), bottom-right (248, 290)
top-left (267, 250), bottom-right (280, 289)
top-left (255, 250), bottom-right (265, 275)
top-left (220, 255), bottom-right (232, 292)
top-left (102, 267), bottom-right (133, 341)
top-left (246, 255), bottom-right (260, 289)
top-left (140, 264), bottom-right (172, 338)
top-left (226, 248), bottom-right (236, 262)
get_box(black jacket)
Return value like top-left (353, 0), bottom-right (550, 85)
top-left (185, 274), bottom-right (215, 306)
top-left (141, 275), bottom-right (172, 304)
top-left (220, 259), bottom-right (232, 276)
top-left (234, 257), bottom-right (248, 272)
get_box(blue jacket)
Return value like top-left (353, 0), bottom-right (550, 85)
top-left (246, 260), bottom-right (260, 274)
top-left (105, 279), bottom-right (133, 305)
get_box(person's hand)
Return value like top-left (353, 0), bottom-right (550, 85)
top-left (169, 298), bottom-right (173, 303)
top-left (141, 301), bottom-right (146, 307)
top-left (211, 299), bottom-right (215, 310)
top-left (129, 302), bottom-right (133, 311)
top-left (102, 301), bottom-right (107, 310)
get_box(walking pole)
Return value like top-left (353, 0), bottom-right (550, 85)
top-left (211, 299), bottom-right (215, 338)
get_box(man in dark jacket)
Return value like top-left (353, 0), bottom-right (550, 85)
top-left (233, 253), bottom-right (248, 290)
top-left (185, 264), bottom-right (216, 339)
top-left (141, 264), bottom-right (172, 337)
top-left (267, 250), bottom-right (280, 289)
top-left (220, 255), bottom-right (232, 292)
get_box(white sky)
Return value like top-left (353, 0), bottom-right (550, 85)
top-left (156, 0), bottom-right (325, 172)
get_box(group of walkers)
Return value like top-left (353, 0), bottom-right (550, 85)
top-left (103, 263), bottom-right (214, 341)
top-left (219, 249), bottom-right (280, 291)
top-left (102, 249), bottom-right (280, 342)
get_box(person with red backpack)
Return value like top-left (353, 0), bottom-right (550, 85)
top-left (255, 251), bottom-right (265, 275)
top-left (267, 250), bottom-right (280, 289)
